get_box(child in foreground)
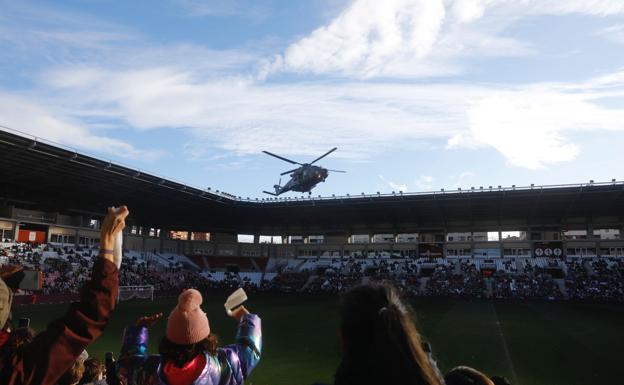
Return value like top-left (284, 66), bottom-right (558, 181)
top-left (116, 289), bottom-right (261, 385)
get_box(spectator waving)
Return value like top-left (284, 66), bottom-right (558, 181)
top-left (0, 206), bottom-right (129, 385)
top-left (116, 289), bottom-right (262, 385)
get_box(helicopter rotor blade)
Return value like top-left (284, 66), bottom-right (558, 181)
top-left (280, 168), bottom-right (300, 176)
top-left (309, 147), bottom-right (337, 165)
top-left (327, 169), bottom-right (347, 173)
top-left (262, 151), bottom-right (302, 165)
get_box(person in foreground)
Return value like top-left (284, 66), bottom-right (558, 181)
top-left (116, 288), bottom-right (262, 385)
top-left (327, 283), bottom-right (444, 385)
top-left (444, 366), bottom-right (495, 385)
top-left (0, 205), bottom-right (129, 385)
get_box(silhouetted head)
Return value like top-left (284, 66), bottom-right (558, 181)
top-left (57, 360), bottom-right (85, 385)
top-left (334, 283), bottom-right (443, 385)
top-left (81, 357), bottom-right (105, 383)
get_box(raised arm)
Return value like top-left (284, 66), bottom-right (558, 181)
top-left (220, 307), bottom-right (262, 384)
top-left (116, 312), bottom-right (163, 383)
top-left (1, 206), bottom-right (128, 385)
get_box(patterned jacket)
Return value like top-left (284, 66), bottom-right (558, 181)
top-left (117, 314), bottom-right (262, 385)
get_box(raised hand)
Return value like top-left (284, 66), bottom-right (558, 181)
top-left (99, 206), bottom-right (129, 264)
top-left (229, 306), bottom-right (250, 323)
top-left (136, 312), bottom-right (164, 328)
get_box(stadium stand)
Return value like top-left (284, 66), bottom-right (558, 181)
top-left (3, 241), bottom-right (622, 302)
top-left (0, 130), bottom-right (622, 304)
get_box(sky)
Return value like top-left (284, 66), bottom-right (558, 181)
top-left (2, 0), bottom-right (624, 198)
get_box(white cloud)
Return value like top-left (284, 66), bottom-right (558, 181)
top-left (38, 66), bottom-right (472, 159)
top-left (279, 0), bottom-right (449, 78)
top-left (447, 79), bottom-right (624, 168)
top-left (453, 171), bottom-right (476, 188)
top-left (3, 0), bottom-right (624, 172)
top-left (0, 2), bottom-right (138, 53)
top-left (379, 175), bottom-right (408, 192)
top-left (414, 175), bottom-right (434, 190)
top-left (595, 23), bottom-right (624, 43)
top-left (267, 0), bottom-right (624, 79)
top-left (0, 93), bottom-right (163, 161)
top-left (176, 0), bottom-right (269, 18)
top-left (30, 63), bottom-right (624, 169)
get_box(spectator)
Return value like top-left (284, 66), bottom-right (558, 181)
top-left (80, 358), bottom-right (106, 385)
top-left (328, 283), bottom-right (444, 385)
top-left (57, 351), bottom-right (88, 385)
top-left (0, 206), bottom-right (129, 385)
top-left (0, 276), bottom-right (13, 348)
top-left (116, 288), bottom-right (262, 385)
top-left (0, 264), bottom-right (25, 331)
top-left (0, 327), bottom-right (35, 371)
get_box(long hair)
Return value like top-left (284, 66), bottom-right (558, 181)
top-left (334, 283), bottom-right (444, 385)
top-left (158, 334), bottom-right (219, 368)
top-left (57, 360), bottom-right (85, 385)
top-left (444, 366), bottom-right (495, 385)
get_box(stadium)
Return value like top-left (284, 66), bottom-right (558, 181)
top-left (4, 2), bottom-right (624, 385)
top-left (2, 128), bottom-right (624, 385)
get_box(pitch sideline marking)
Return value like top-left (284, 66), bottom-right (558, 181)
top-left (492, 304), bottom-right (519, 385)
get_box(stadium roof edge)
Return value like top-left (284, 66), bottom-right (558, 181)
top-left (1, 126), bottom-right (622, 206)
top-left (2, 127), bottom-right (624, 233)
top-left (0, 126), bottom-right (235, 203)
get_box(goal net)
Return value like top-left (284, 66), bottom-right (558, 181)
top-left (118, 285), bottom-right (154, 303)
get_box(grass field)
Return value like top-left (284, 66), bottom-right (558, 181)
top-left (14, 294), bottom-right (624, 385)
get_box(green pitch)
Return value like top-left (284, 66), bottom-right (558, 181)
top-left (14, 294), bottom-right (624, 385)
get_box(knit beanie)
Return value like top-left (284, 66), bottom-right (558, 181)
top-left (166, 289), bottom-right (210, 345)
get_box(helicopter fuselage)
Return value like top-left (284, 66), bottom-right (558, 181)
top-left (280, 165), bottom-right (328, 193)
top-left (262, 147), bottom-right (343, 196)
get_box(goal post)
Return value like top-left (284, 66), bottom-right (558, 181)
top-left (118, 285), bottom-right (155, 303)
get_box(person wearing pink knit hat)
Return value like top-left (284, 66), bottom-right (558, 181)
top-left (116, 289), bottom-right (262, 385)
top-left (166, 289), bottom-right (212, 345)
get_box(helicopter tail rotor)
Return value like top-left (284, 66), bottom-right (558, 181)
top-left (273, 178), bottom-right (282, 193)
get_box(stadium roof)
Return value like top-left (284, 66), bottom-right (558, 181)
top-left (1, 128), bottom-right (623, 235)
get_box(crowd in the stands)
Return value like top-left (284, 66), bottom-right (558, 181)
top-left (2, 241), bottom-right (624, 302)
top-left (564, 258), bottom-right (624, 301)
top-left (424, 261), bottom-right (486, 299)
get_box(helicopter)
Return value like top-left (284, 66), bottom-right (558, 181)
top-left (262, 147), bottom-right (346, 196)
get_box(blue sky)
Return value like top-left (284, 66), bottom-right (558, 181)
top-left (2, 0), bottom-right (624, 198)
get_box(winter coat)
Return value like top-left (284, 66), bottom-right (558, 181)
top-left (116, 313), bottom-right (262, 385)
top-left (0, 259), bottom-right (119, 385)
